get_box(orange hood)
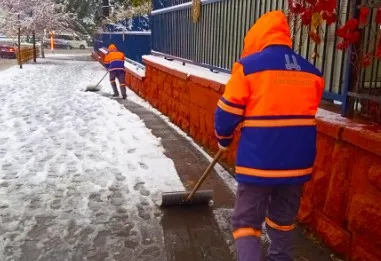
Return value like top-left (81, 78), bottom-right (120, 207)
top-left (241, 11), bottom-right (292, 58)
top-left (108, 44), bottom-right (117, 52)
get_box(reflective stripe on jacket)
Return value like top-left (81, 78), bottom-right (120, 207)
top-left (214, 11), bottom-right (324, 186)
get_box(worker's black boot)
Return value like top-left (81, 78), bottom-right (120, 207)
top-left (112, 84), bottom-right (119, 97)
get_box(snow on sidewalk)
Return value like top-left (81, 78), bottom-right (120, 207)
top-left (0, 55), bottom-right (183, 260)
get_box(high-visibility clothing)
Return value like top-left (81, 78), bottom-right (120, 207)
top-left (232, 183), bottom-right (303, 261)
top-left (104, 44), bottom-right (125, 72)
top-left (214, 11), bottom-right (324, 186)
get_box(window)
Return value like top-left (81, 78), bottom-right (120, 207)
top-left (56, 35), bottom-right (74, 41)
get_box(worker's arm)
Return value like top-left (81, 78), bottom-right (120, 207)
top-left (214, 62), bottom-right (249, 148)
top-left (103, 53), bottom-right (111, 70)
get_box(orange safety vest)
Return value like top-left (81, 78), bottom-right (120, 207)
top-left (214, 11), bottom-right (324, 185)
top-left (104, 44), bottom-right (125, 71)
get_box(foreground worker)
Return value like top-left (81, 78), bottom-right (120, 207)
top-left (104, 44), bottom-right (127, 99)
top-left (214, 11), bottom-right (324, 261)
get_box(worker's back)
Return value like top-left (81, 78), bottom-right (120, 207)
top-left (214, 11), bottom-right (325, 261)
top-left (235, 45), bottom-right (323, 185)
top-left (104, 44), bottom-right (125, 71)
top-left (215, 11), bottom-right (324, 186)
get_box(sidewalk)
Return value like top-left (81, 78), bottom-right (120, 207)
top-left (0, 58), bottom-right (16, 71)
top-left (109, 92), bottom-right (336, 261)
top-left (0, 52), bottom-right (335, 261)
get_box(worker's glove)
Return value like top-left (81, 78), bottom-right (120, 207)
top-left (218, 143), bottom-right (229, 151)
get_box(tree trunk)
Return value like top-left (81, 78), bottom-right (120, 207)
top-left (41, 33), bottom-right (45, 58)
top-left (18, 25), bottom-right (23, 69)
top-left (32, 31), bottom-right (37, 62)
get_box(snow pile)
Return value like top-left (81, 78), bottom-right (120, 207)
top-left (124, 61), bottom-right (146, 78)
top-left (143, 55), bottom-right (231, 85)
top-left (0, 56), bottom-right (183, 260)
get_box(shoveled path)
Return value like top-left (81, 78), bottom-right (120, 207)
top-left (107, 94), bottom-right (336, 261)
top-left (104, 94), bottom-right (236, 261)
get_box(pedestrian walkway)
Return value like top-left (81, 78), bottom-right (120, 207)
top-left (0, 57), bottom-right (15, 71)
top-left (0, 52), bottom-right (335, 261)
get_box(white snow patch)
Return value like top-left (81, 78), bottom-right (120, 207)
top-left (124, 61), bottom-right (146, 78)
top-left (102, 63), bottom-right (237, 194)
top-left (0, 56), bottom-right (183, 259)
top-left (143, 54), bottom-right (231, 85)
top-left (45, 53), bottom-right (91, 58)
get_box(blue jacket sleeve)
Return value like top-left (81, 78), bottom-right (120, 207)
top-left (214, 62), bottom-right (249, 147)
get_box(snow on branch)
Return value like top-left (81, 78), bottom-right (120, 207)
top-left (0, 0), bottom-right (71, 36)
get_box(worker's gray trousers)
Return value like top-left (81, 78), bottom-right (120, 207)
top-left (232, 183), bottom-right (303, 261)
top-left (110, 70), bottom-right (126, 97)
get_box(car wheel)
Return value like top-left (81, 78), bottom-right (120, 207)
top-left (80, 45), bottom-right (85, 49)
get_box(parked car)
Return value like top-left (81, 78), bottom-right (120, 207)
top-left (43, 39), bottom-right (72, 50)
top-left (54, 34), bottom-right (88, 49)
top-left (0, 43), bottom-right (16, 58)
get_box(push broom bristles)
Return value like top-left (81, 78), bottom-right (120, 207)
top-left (85, 85), bottom-right (102, 92)
top-left (160, 190), bottom-right (213, 207)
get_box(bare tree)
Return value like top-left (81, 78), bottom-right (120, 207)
top-left (0, 0), bottom-right (70, 62)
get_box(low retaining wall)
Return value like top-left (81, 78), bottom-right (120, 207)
top-left (96, 52), bottom-right (381, 260)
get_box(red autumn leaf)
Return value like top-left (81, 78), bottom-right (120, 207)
top-left (345, 18), bottom-right (359, 31)
top-left (347, 31), bottom-right (361, 44)
top-left (359, 6), bottom-right (370, 26)
top-left (322, 12), bottom-right (337, 25)
top-left (306, 0), bottom-right (317, 4)
top-left (376, 8), bottom-right (381, 24)
top-left (321, 0), bottom-right (337, 13)
top-left (309, 31), bottom-right (321, 44)
top-left (336, 27), bottom-right (348, 38)
top-left (313, 2), bottom-right (323, 13)
top-left (337, 41), bottom-right (349, 50)
top-left (362, 54), bottom-right (372, 68)
top-left (301, 10), bottom-right (313, 25)
top-left (288, 0), bottom-right (304, 14)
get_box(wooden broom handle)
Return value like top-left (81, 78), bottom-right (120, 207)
top-left (185, 149), bottom-right (225, 202)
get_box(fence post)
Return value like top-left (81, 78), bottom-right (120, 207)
top-left (32, 30), bottom-right (37, 63)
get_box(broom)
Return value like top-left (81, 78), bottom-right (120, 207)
top-left (160, 149), bottom-right (224, 207)
top-left (85, 71), bottom-right (108, 92)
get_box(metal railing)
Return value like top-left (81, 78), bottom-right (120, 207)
top-left (153, 0), bottom-right (191, 10)
top-left (151, 0), bottom-right (381, 123)
top-left (348, 2), bottom-right (381, 122)
top-left (93, 31), bottom-right (151, 64)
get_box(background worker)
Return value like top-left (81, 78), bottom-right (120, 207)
top-left (214, 11), bottom-right (324, 261)
top-left (103, 44), bottom-right (127, 99)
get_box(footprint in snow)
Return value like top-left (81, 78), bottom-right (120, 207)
top-left (139, 162), bottom-right (149, 170)
top-left (50, 199), bottom-right (62, 210)
top-left (128, 148), bottom-right (136, 154)
top-left (134, 182), bottom-right (151, 197)
top-left (115, 173), bottom-right (126, 181)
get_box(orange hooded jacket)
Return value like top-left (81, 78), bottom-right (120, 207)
top-left (214, 11), bottom-right (324, 186)
top-left (104, 44), bottom-right (125, 71)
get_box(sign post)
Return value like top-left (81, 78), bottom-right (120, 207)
top-left (50, 31), bottom-right (55, 53)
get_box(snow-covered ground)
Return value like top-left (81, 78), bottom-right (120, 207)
top-left (0, 55), bottom-right (184, 260)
